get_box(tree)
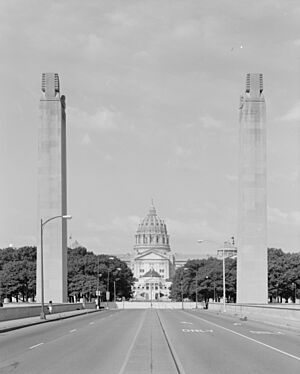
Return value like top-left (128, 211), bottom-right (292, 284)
top-left (170, 257), bottom-right (237, 303)
top-left (0, 247), bottom-right (36, 301)
top-left (67, 247), bottom-right (134, 301)
top-left (268, 248), bottom-right (300, 302)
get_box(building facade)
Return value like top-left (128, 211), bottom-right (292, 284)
top-left (131, 204), bottom-right (175, 300)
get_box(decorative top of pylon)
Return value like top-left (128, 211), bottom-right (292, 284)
top-left (41, 73), bottom-right (60, 99)
top-left (245, 73), bottom-right (264, 99)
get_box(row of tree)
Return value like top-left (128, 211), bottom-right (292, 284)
top-left (0, 246), bottom-right (134, 302)
top-left (1, 246), bottom-right (299, 303)
top-left (170, 248), bottom-right (300, 303)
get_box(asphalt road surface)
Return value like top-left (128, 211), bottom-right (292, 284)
top-left (0, 309), bottom-right (299, 373)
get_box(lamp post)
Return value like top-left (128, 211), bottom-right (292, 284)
top-left (40, 214), bottom-right (72, 319)
top-left (181, 267), bottom-right (188, 310)
top-left (198, 238), bottom-right (236, 312)
top-left (0, 274), bottom-right (2, 307)
top-left (106, 257), bottom-right (115, 308)
top-left (195, 271), bottom-right (198, 309)
top-left (292, 282), bottom-right (297, 303)
top-left (213, 279), bottom-right (216, 302)
top-left (222, 248), bottom-right (225, 310)
top-left (113, 268), bottom-right (121, 302)
top-left (96, 255), bottom-right (102, 309)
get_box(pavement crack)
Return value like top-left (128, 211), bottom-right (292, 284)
top-left (0, 361), bottom-right (19, 372)
top-left (150, 328), bottom-right (153, 373)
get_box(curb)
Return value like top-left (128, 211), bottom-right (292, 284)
top-left (0, 308), bottom-right (102, 334)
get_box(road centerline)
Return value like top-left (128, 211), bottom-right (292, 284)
top-left (118, 310), bottom-right (147, 374)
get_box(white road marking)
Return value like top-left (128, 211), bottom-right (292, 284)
top-left (118, 310), bottom-right (147, 374)
top-left (89, 322), bottom-right (95, 325)
top-left (183, 311), bottom-right (300, 362)
top-left (233, 323), bottom-right (241, 326)
top-left (182, 329), bottom-right (213, 333)
top-left (29, 342), bottom-right (44, 350)
top-left (249, 330), bottom-right (284, 335)
top-left (181, 321), bottom-right (193, 324)
top-left (70, 329), bottom-right (77, 333)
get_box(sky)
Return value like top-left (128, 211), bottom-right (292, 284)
top-left (1, 0), bottom-right (300, 255)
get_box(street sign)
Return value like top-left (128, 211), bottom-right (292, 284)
top-left (106, 291), bottom-right (110, 301)
top-left (96, 290), bottom-right (101, 296)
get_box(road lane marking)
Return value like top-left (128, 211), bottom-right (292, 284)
top-left (183, 311), bottom-right (300, 362)
top-left (181, 321), bottom-right (193, 324)
top-left (233, 323), bottom-right (241, 326)
top-left (89, 322), bottom-right (94, 325)
top-left (29, 343), bottom-right (44, 350)
top-left (118, 310), bottom-right (147, 374)
top-left (69, 329), bottom-right (77, 333)
top-left (157, 311), bottom-right (187, 374)
top-left (182, 329), bottom-right (213, 333)
top-left (249, 330), bottom-right (284, 335)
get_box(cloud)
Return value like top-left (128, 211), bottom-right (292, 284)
top-left (269, 170), bottom-right (299, 184)
top-left (83, 33), bottom-right (105, 60)
top-left (87, 215), bottom-right (140, 233)
top-left (106, 11), bottom-right (137, 28)
top-left (198, 115), bottom-right (222, 128)
top-left (268, 207), bottom-right (300, 226)
top-left (69, 106), bottom-right (119, 131)
top-left (225, 174), bottom-right (238, 182)
top-left (292, 39), bottom-right (300, 46)
top-left (173, 22), bottom-right (199, 38)
top-left (81, 133), bottom-right (92, 145)
top-left (174, 145), bottom-right (191, 158)
top-left (167, 218), bottom-right (220, 239)
top-left (278, 101), bottom-right (300, 121)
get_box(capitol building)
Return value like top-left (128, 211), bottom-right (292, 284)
top-left (129, 203), bottom-right (175, 301)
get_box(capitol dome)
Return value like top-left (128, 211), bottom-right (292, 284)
top-left (134, 203), bottom-right (170, 254)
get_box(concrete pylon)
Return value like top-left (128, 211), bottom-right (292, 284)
top-left (237, 73), bottom-right (268, 304)
top-left (36, 73), bottom-right (68, 303)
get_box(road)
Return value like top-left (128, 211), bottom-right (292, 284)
top-left (0, 309), bottom-right (299, 373)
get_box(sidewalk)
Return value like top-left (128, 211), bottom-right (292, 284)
top-left (0, 308), bottom-right (102, 333)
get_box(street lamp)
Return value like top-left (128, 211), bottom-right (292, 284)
top-left (113, 268), bottom-right (121, 302)
top-left (96, 255), bottom-right (102, 309)
top-left (195, 271), bottom-right (198, 309)
top-left (198, 238), bottom-right (236, 312)
top-left (0, 274), bottom-right (2, 307)
top-left (213, 279), bottom-right (216, 302)
top-left (40, 214), bottom-right (72, 320)
top-left (106, 257), bottom-right (115, 308)
top-left (276, 283), bottom-right (279, 303)
top-left (181, 267), bottom-right (189, 310)
top-left (292, 282), bottom-right (297, 303)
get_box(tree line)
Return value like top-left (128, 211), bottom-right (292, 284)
top-left (0, 246), bottom-right (299, 303)
top-left (170, 248), bottom-right (300, 303)
top-left (0, 246), bottom-right (134, 302)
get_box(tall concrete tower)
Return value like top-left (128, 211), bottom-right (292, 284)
top-left (237, 73), bottom-right (268, 304)
top-left (37, 73), bottom-right (68, 303)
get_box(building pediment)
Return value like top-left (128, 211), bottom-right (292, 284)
top-left (135, 249), bottom-right (169, 261)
